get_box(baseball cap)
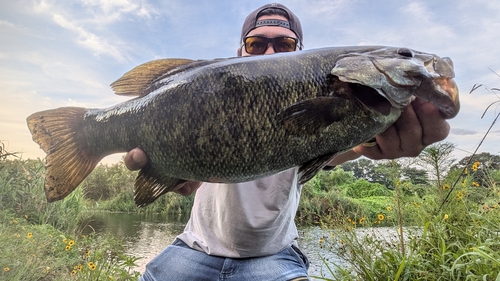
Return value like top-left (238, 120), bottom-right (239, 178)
top-left (240, 3), bottom-right (303, 48)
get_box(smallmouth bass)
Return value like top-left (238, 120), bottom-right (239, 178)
top-left (27, 46), bottom-right (460, 207)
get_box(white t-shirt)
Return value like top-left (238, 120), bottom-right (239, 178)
top-left (177, 167), bottom-right (301, 258)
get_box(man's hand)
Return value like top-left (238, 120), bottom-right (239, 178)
top-left (124, 148), bottom-right (202, 196)
top-left (353, 97), bottom-right (450, 159)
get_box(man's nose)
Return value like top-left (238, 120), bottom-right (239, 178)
top-left (264, 42), bottom-right (275, 55)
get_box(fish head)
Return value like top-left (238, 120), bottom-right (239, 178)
top-left (330, 47), bottom-right (460, 119)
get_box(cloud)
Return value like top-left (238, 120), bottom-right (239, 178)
top-left (52, 13), bottom-right (128, 62)
top-left (80, 0), bottom-right (159, 21)
top-left (451, 128), bottom-right (478, 135)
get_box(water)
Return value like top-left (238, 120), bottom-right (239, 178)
top-left (83, 212), bottom-right (356, 279)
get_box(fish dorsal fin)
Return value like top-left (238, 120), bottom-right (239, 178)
top-left (110, 58), bottom-right (195, 97)
top-left (134, 164), bottom-right (187, 207)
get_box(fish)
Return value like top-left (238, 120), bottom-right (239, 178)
top-left (26, 46), bottom-right (460, 207)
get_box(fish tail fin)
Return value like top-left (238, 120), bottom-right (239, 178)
top-left (26, 107), bottom-right (101, 202)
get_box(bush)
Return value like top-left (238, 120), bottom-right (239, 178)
top-left (340, 178), bottom-right (394, 198)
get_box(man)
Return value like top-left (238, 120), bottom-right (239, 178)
top-left (135, 3), bottom-right (450, 280)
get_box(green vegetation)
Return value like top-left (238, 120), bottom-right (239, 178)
top-left (0, 148), bottom-right (141, 280)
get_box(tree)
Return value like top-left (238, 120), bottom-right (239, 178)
top-left (418, 141), bottom-right (456, 198)
top-left (452, 152), bottom-right (500, 186)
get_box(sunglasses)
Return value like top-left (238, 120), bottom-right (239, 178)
top-left (243, 36), bottom-right (299, 55)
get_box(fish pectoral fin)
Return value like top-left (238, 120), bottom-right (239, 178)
top-left (278, 97), bottom-right (347, 134)
top-left (134, 165), bottom-right (187, 207)
top-left (110, 58), bottom-right (195, 96)
top-left (298, 153), bottom-right (338, 184)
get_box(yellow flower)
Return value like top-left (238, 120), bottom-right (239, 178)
top-left (472, 182), bottom-right (479, 187)
top-left (472, 161), bottom-right (480, 171)
top-left (319, 238), bottom-right (323, 243)
top-left (27, 232), bottom-right (33, 239)
top-left (442, 184), bottom-right (450, 190)
top-left (63, 238), bottom-right (68, 243)
top-left (378, 214), bottom-right (385, 221)
top-left (4, 267), bottom-right (10, 272)
top-left (78, 264), bottom-right (83, 271)
top-left (85, 250), bottom-right (91, 258)
top-left (65, 245), bottom-right (71, 251)
top-left (68, 240), bottom-right (75, 246)
top-left (464, 168), bottom-right (468, 175)
top-left (71, 269), bottom-right (77, 276)
top-left (386, 206), bottom-right (392, 211)
top-left (359, 217), bottom-right (366, 224)
top-left (46, 267), bottom-right (50, 273)
top-left (88, 262), bottom-right (96, 271)
top-left (444, 214), bottom-right (449, 220)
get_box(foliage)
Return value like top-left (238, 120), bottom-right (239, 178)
top-left (83, 163), bottom-right (136, 201)
top-left (312, 173), bottom-right (500, 281)
top-left (0, 142), bottom-right (142, 280)
top-left (341, 158), bottom-right (428, 186)
top-left (0, 210), bottom-right (141, 281)
top-left (452, 152), bottom-right (500, 186)
top-left (0, 158), bottom-right (88, 233)
top-left (341, 179), bottom-right (393, 198)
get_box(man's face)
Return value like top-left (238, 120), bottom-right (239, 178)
top-left (240, 15), bottom-right (299, 57)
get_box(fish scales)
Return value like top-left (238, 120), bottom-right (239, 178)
top-left (27, 46), bottom-right (460, 206)
top-left (84, 52), bottom-right (376, 180)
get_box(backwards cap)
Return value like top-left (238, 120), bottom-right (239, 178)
top-left (240, 3), bottom-right (303, 47)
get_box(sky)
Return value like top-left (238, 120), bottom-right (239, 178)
top-left (1, 0), bottom-right (500, 165)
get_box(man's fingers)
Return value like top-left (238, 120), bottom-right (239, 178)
top-left (124, 148), bottom-right (149, 171)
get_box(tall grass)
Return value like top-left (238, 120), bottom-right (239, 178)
top-left (312, 172), bottom-right (500, 280)
top-left (0, 149), bottom-right (141, 280)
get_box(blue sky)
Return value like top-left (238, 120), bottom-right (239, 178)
top-left (1, 0), bottom-right (500, 164)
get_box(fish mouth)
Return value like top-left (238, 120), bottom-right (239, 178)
top-left (347, 82), bottom-right (394, 116)
top-left (431, 77), bottom-right (460, 118)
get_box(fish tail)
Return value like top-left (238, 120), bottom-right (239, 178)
top-left (26, 107), bottom-right (101, 202)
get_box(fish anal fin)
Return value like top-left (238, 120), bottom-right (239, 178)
top-left (134, 165), bottom-right (187, 207)
top-left (298, 153), bottom-right (338, 184)
top-left (278, 97), bottom-right (347, 135)
top-left (110, 58), bottom-right (195, 97)
top-left (26, 107), bottom-right (101, 202)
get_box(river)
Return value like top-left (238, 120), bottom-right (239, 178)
top-left (82, 212), bottom-right (345, 279)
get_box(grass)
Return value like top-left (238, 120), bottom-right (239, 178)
top-left (0, 210), bottom-right (141, 281)
top-left (311, 162), bottom-right (500, 280)
top-left (0, 156), bottom-right (142, 280)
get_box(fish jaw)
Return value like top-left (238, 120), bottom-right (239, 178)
top-left (330, 47), bottom-right (460, 119)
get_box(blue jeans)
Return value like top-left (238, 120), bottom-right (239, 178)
top-left (140, 239), bottom-right (310, 281)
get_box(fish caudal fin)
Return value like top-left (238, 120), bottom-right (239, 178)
top-left (26, 107), bottom-right (101, 202)
top-left (134, 165), bottom-right (187, 207)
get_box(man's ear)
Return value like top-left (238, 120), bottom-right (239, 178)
top-left (237, 47), bottom-right (242, 57)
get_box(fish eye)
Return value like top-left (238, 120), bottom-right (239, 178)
top-left (397, 48), bottom-right (414, 58)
